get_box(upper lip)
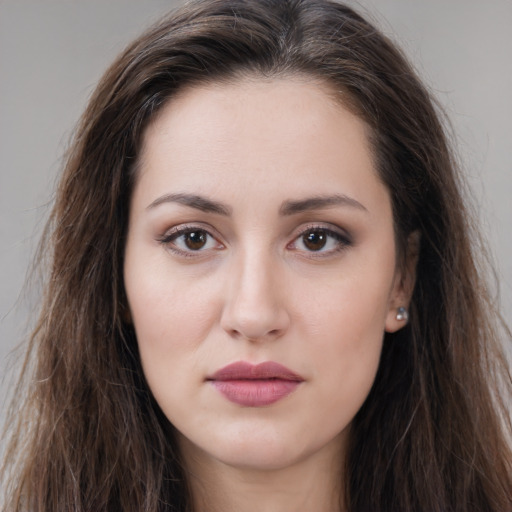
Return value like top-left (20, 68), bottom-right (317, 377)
top-left (208, 361), bottom-right (304, 381)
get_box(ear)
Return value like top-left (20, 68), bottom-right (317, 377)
top-left (385, 231), bottom-right (420, 333)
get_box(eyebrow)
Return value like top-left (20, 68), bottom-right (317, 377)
top-left (279, 194), bottom-right (368, 215)
top-left (146, 192), bottom-right (367, 216)
top-left (146, 193), bottom-right (232, 216)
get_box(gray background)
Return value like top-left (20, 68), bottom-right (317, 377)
top-left (1, 0), bottom-right (511, 427)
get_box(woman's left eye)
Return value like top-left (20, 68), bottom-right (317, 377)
top-left (289, 227), bottom-right (351, 255)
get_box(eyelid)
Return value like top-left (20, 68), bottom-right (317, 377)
top-left (287, 222), bottom-right (353, 255)
top-left (157, 223), bottom-right (225, 256)
top-left (158, 223), bottom-right (208, 241)
top-left (156, 221), bottom-right (352, 259)
top-left (290, 222), bottom-right (352, 241)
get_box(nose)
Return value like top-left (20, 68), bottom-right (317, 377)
top-left (220, 249), bottom-right (290, 342)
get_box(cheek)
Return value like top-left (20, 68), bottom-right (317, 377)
top-left (126, 249), bottom-right (217, 338)
top-left (302, 263), bottom-right (393, 351)
top-left (297, 264), bottom-right (392, 419)
top-left (310, 298), bottom-right (384, 382)
top-left (124, 259), bottom-right (221, 388)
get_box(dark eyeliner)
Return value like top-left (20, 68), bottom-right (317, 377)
top-left (157, 225), bottom-right (201, 245)
top-left (156, 224), bottom-right (223, 259)
top-left (291, 224), bottom-right (353, 256)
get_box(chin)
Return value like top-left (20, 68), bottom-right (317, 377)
top-left (180, 424), bottom-right (343, 473)
top-left (215, 445), bottom-right (306, 472)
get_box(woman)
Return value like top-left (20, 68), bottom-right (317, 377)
top-left (2, 0), bottom-right (511, 510)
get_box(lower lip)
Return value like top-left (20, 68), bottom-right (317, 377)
top-left (211, 379), bottom-right (301, 406)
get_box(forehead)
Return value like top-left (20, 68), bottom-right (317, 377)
top-left (142, 76), bottom-right (369, 154)
top-left (134, 77), bottom-right (388, 218)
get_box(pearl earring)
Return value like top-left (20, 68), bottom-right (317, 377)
top-left (396, 307), bottom-right (409, 323)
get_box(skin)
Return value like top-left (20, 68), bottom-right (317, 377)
top-left (124, 77), bottom-right (416, 512)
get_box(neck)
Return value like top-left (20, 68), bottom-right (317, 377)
top-left (179, 435), bottom-right (346, 512)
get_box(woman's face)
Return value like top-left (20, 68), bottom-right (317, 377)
top-left (124, 78), bottom-right (411, 471)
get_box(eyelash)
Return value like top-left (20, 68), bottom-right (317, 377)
top-left (287, 224), bottom-right (352, 257)
top-left (157, 223), bottom-right (352, 258)
top-left (157, 224), bottom-right (224, 258)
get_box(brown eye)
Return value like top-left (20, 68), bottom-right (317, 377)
top-left (302, 230), bottom-right (327, 251)
top-left (184, 230), bottom-right (208, 250)
top-left (160, 226), bottom-right (222, 255)
top-left (290, 226), bottom-right (352, 255)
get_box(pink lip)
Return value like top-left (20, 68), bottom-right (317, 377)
top-left (208, 361), bottom-right (304, 407)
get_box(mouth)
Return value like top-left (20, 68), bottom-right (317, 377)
top-left (207, 361), bottom-right (304, 407)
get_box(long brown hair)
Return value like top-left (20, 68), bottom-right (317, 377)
top-left (2, 1), bottom-right (511, 510)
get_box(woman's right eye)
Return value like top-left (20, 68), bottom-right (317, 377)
top-left (159, 227), bottom-right (224, 255)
